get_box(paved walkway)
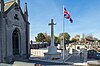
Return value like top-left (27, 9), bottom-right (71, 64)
top-left (0, 52), bottom-right (99, 66)
top-left (0, 61), bottom-right (73, 66)
top-left (0, 61), bottom-right (34, 66)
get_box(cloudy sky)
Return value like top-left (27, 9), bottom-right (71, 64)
top-left (4, 0), bottom-right (100, 40)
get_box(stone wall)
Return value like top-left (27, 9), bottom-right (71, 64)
top-left (31, 49), bottom-right (61, 57)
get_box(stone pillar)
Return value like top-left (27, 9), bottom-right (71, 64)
top-left (60, 36), bottom-right (63, 49)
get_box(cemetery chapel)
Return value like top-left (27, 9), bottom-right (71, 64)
top-left (0, 0), bottom-right (30, 62)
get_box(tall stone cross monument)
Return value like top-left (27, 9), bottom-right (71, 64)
top-left (48, 19), bottom-right (56, 46)
top-left (44, 19), bottom-right (61, 60)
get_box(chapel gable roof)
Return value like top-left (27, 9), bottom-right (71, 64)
top-left (4, 1), bottom-right (29, 24)
top-left (4, 1), bottom-right (15, 11)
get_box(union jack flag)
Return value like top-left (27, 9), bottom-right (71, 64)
top-left (64, 8), bottom-right (73, 23)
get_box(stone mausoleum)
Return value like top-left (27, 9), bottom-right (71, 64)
top-left (0, 0), bottom-right (30, 62)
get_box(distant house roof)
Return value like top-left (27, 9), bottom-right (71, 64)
top-left (4, 1), bottom-right (15, 11)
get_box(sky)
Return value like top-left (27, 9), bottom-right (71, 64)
top-left (4, 0), bottom-right (100, 40)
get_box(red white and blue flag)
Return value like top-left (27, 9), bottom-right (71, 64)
top-left (64, 8), bottom-right (73, 23)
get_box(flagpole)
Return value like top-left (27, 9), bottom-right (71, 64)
top-left (62, 4), bottom-right (73, 63)
top-left (62, 5), bottom-right (65, 62)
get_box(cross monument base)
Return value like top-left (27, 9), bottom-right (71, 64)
top-left (44, 46), bottom-right (61, 60)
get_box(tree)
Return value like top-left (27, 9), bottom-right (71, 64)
top-left (47, 35), bottom-right (51, 43)
top-left (71, 38), bottom-right (77, 42)
top-left (74, 34), bottom-right (80, 41)
top-left (35, 33), bottom-right (51, 43)
top-left (54, 36), bottom-right (60, 45)
top-left (43, 33), bottom-right (49, 42)
top-left (35, 32), bottom-right (70, 45)
top-left (59, 32), bottom-right (70, 41)
top-left (35, 33), bottom-right (46, 42)
top-left (44, 33), bottom-right (51, 43)
top-left (58, 32), bottom-right (70, 50)
top-left (56, 37), bottom-right (60, 44)
top-left (58, 32), bottom-right (70, 48)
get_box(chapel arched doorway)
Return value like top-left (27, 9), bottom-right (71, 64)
top-left (12, 28), bottom-right (20, 55)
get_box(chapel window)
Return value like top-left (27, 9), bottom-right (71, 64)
top-left (14, 14), bottom-right (19, 20)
